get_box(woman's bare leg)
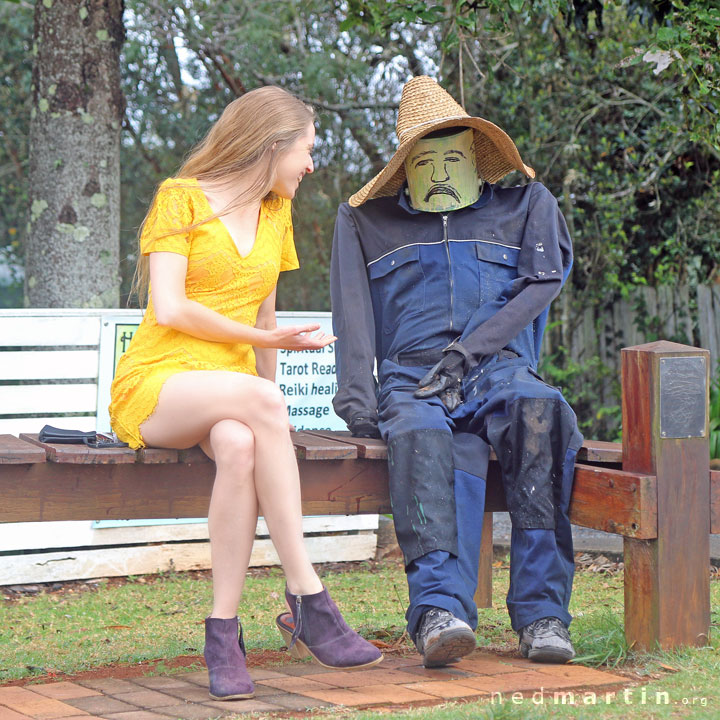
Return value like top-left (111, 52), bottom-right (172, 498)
top-left (199, 420), bottom-right (258, 618)
top-left (140, 371), bottom-right (322, 603)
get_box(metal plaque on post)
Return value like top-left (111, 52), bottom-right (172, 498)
top-left (659, 356), bottom-right (707, 438)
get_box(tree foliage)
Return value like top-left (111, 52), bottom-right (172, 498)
top-left (0, 1), bottom-right (33, 307)
top-left (118, 0), bottom-right (437, 308)
top-left (4, 0), bottom-right (716, 310)
top-left (621, 0), bottom-right (720, 151)
top-left (344, 0), bottom-right (719, 149)
top-left (2, 0), bottom-right (718, 433)
top-left (114, 0), bottom-right (717, 311)
top-left (340, 0), bottom-right (720, 297)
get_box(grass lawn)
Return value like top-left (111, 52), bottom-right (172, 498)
top-left (1, 555), bottom-right (718, 718)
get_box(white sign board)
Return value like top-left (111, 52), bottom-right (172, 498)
top-left (276, 312), bottom-right (344, 431)
top-left (96, 310), bottom-right (144, 433)
top-left (96, 310), bottom-right (345, 433)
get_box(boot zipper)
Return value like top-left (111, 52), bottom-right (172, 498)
top-left (443, 214), bottom-right (454, 331)
top-left (289, 595), bottom-right (302, 648)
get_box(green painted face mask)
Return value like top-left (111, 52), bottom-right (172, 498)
top-left (404, 127), bottom-right (481, 212)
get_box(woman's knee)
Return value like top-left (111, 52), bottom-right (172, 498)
top-left (236, 378), bottom-right (288, 428)
top-left (209, 420), bottom-right (255, 469)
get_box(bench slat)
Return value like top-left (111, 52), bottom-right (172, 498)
top-left (577, 439), bottom-right (622, 464)
top-left (291, 430), bottom-right (357, 460)
top-left (0, 462), bottom-right (215, 521)
top-left (570, 464), bottom-right (657, 539)
top-left (19, 433), bottom-right (137, 464)
top-left (0, 350), bottom-right (99, 380)
top-left (137, 448), bottom-right (180, 464)
top-left (0, 383), bottom-right (97, 414)
top-left (0, 515), bottom-right (378, 553)
top-left (0, 417), bottom-right (96, 435)
top-left (0, 453), bottom-right (658, 533)
top-left (1, 534), bottom-right (377, 585)
top-left (307, 431), bottom-right (388, 460)
top-left (177, 446), bottom-right (213, 464)
top-left (0, 432), bottom-right (654, 537)
top-left (0, 315), bottom-right (101, 346)
top-left (0, 434), bottom-right (47, 464)
top-left (309, 431), bottom-right (623, 465)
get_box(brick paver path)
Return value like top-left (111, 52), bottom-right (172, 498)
top-left (0, 652), bottom-right (626, 718)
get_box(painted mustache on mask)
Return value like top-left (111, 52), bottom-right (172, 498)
top-left (424, 184), bottom-right (460, 202)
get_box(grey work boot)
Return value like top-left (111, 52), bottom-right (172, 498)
top-left (518, 617), bottom-right (575, 663)
top-left (414, 608), bottom-right (476, 668)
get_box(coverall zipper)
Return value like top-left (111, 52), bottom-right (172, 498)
top-left (442, 214), bottom-right (454, 330)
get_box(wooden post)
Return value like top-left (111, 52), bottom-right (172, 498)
top-left (622, 341), bottom-right (710, 650)
top-left (474, 511), bottom-right (494, 608)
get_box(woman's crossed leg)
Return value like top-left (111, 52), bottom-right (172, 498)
top-left (139, 370), bottom-right (322, 617)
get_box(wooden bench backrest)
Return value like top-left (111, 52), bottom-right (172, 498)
top-left (0, 309), bottom-right (137, 434)
top-left (0, 309), bottom-right (342, 436)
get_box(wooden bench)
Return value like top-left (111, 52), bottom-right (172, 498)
top-left (0, 308), bottom-right (376, 583)
top-left (1, 341), bottom-right (717, 652)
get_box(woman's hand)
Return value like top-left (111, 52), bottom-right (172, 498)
top-left (263, 324), bottom-right (336, 350)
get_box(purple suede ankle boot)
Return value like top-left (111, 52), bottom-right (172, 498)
top-left (204, 617), bottom-right (254, 700)
top-left (275, 586), bottom-right (383, 669)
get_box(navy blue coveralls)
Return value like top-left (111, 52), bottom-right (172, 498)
top-left (330, 182), bottom-right (583, 638)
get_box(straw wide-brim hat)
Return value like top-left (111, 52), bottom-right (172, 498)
top-left (348, 76), bottom-right (535, 207)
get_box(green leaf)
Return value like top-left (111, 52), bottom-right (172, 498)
top-left (456, 14), bottom-right (475, 28)
top-left (656, 26), bottom-right (678, 43)
top-left (339, 17), bottom-right (358, 31)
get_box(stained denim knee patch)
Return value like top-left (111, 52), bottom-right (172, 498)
top-left (387, 429), bottom-right (458, 564)
top-left (487, 398), bottom-right (578, 529)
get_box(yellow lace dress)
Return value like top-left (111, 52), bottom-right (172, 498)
top-left (109, 178), bottom-right (299, 448)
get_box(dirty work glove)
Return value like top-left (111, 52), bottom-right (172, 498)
top-left (349, 415), bottom-right (381, 439)
top-left (414, 350), bottom-right (466, 411)
top-left (439, 384), bottom-right (464, 413)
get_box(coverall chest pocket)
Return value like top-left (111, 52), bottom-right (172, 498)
top-left (368, 245), bottom-right (426, 334)
top-left (476, 242), bottom-right (520, 303)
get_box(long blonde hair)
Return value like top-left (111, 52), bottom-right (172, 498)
top-left (131, 86), bottom-right (315, 304)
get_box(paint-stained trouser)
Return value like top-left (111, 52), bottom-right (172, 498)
top-left (377, 353), bottom-right (583, 638)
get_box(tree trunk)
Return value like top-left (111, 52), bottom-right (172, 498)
top-left (25, 0), bottom-right (124, 308)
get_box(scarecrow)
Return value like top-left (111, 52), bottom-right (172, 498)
top-left (331, 76), bottom-right (583, 667)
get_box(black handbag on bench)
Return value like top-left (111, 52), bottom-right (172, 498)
top-left (38, 424), bottom-right (129, 448)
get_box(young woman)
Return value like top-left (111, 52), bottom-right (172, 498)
top-left (109, 87), bottom-right (382, 701)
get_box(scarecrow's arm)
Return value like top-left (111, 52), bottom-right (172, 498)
top-left (457, 183), bottom-right (572, 358)
top-left (331, 203), bottom-right (380, 437)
